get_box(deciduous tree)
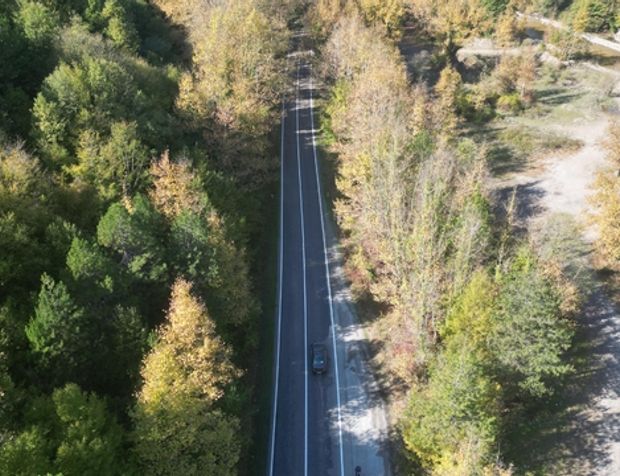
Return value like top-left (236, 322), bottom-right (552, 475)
top-left (149, 151), bottom-right (205, 219)
top-left (591, 168), bottom-right (620, 262)
top-left (97, 195), bottom-right (167, 282)
top-left (72, 121), bottom-right (150, 201)
top-left (132, 279), bottom-right (241, 475)
top-left (0, 383), bottom-right (128, 476)
top-left (408, 0), bottom-right (491, 57)
top-left (176, 0), bottom-right (288, 185)
top-left (402, 336), bottom-right (499, 471)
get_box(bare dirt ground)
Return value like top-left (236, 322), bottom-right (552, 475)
top-left (495, 118), bottom-right (609, 238)
top-left (492, 75), bottom-right (620, 473)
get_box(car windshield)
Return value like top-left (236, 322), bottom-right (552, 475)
top-left (313, 346), bottom-right (325, 365)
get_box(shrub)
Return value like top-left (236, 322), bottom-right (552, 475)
top-left (497, 92), bottom-right (523, 113)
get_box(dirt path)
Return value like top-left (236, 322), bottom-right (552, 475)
top-left (534, 120), bottom-right (609, 240)
top-left (493, 105), bottom-right (620, 474)
top-left (517, 12), bottom-right (620, 55)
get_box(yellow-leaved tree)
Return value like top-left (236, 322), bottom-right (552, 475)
top-left (309, 0), bottom-right (353, 38)
top-left (149, 151), bottom-right (259, 348)
top-left (590, 121), bottom-right (620, 264)
top-left (148, 0), bottom-right (197, 26)
top-left (132, 278), bottom-right (242, 475)
top-left (434, 66), bottom-right (463, 141)
top-left (149, 150), bottom-right (204, 220)
top-left (357, 0), bottom-right (407, 37)
top-left (407, 0), bottom-right (491, 57)
top-left (324, 16), bottom-right (491, 381)
top-left (176, 0), bottom-right (288, 186)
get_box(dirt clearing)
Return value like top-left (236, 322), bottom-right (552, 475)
top-left (490, 61), bottom-right (620, 474)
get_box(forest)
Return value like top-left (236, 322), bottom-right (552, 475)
top-left (0, 0), bottom-right (293, 474)
top-left (1, 0), bottom-right (620, 475)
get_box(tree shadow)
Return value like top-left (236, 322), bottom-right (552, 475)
top-left (488, 142), bottom-right (530, 176)
top-left (130, 2), bottom-right (192, 66)
top-left (464, 124), bottom-right (532, 177)
top-left (535, 88), bottom-right (585, 107)
top-left (494, 181), bottom-right (546, 224)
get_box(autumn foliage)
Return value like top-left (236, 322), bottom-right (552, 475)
top-left (318, 10), bottom-right (578, 475)
top-left (132, 279), bottom-right (241, 475)
top-left (591, 121), bottom-right (620, 263)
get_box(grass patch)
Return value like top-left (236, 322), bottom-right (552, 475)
top-left (484, 124), bottom-right (583, 177)
top-left (498, 126), bottom-right (583, 158)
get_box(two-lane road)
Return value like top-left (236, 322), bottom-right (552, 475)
top-left (269, 59), bottom-right (343, 476)
top-left (269, 57), bottom-right (390, 476)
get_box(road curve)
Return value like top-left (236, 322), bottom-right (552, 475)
top-left (268, 56), bottom-right (391, 476)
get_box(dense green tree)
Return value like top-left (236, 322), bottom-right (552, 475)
top-left (402, 335), bottom-right (499, 472)
top-left (62, 237), bottom-right (147, 393)
top-left (531, 0), bottom-right (573, 15)
top-left (102, 0), bottom-right (139, 51)
top-left (0, 213), bottom-right (47, 296)
top-left (0, 300), bottom-right (32, 383)
top-left (147, 152), bottom-right (258, 346)
top-left (170, 210), bottom-right (257, 344)
top-left (33, 57), bottom-right (143, 165)
top-left (0, 347), bottom-right (17, 433)
top-left (442, 269), bottom-right (496, 355)
top-left (0, 2), bottom-right (57, 136)
top-left (52, 384), bottom-right (125, 475)
top-left (25, 274), bottom-right (90, 384)
top-left (572, 0), bottom-right (618, 32)
top-left (97, 196), bottom-right (167, 282)
top-left (0, 383), bottom-right (128, 476)
top-left (491, 248), bottom-right (574, 397)
top-left (0, 427), bottom-right (52, 475)
top-left (108, 305), bottom-right (148, 387)
top-left (0, 0), bottom-right (296, 473)
top-left (66, 236), bottom-right (118, 291)
top-left (482, 0), bottom-right (509, 14)
top-left (14, 0), bottom-right (61, 44)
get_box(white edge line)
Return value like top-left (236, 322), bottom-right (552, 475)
top-left (309, 64), bottom-right (346, 476)
top-left (295, 62), bottom-right (310, 476)
top-left (268, 99), bottom-right (286, 476)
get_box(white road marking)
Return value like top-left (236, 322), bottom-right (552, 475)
top-left (268, 100), bottom-right (286, 476)
top-left (295, 62), bottom-right (310, 476)
top-left (308, 63), bottom-right (346, 476)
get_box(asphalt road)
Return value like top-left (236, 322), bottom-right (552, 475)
top-left (268, 59), bottom-right (391, 476)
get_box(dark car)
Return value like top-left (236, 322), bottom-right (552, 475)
top-left (311, 343), bottom-right (327, 374)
